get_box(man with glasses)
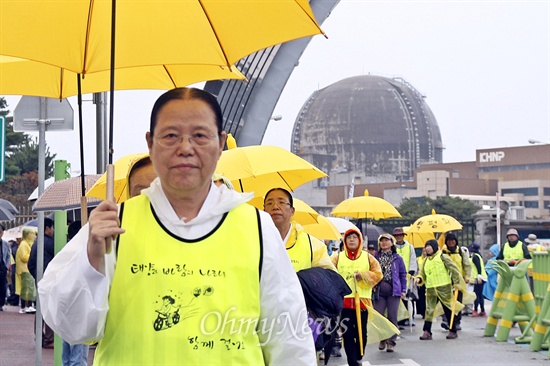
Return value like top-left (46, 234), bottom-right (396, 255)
top-left (263, 188), bottom-right (335, 272)
top-left (39, 88), bottom-right (316, 365)
top-left (263, 188), bottom-right (337, 362)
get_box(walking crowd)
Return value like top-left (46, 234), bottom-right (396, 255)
top-left (1, 87), bottom-right (546, 366)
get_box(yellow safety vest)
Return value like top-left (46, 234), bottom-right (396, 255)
top-left (337, 252), bottom-right (372, 299)
top-left (503, 241), bottom-right (525, 262)
top-left (447, 249), bottom-right (467, 278)
top-left (286, 223), bottom-right (313, 272)
top-left (470, 252), bottom-right (487, 281)
top-left (395, 242), bottom-right (412, 273)
top-left (94, 195), bottom-right (264, 365)
top-left (423, 251), bottom-right (452, 288)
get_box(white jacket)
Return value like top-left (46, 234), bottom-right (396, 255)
top-left (39, 179), bottom-right (315, 365)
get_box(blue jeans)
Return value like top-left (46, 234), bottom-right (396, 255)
top-left (62, 340), bottom-right (89, 366)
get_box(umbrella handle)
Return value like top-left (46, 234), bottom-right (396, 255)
top-left (80, 197), bottom-right (88, 225)
top-left (106, 164), bottom-right (115, 202)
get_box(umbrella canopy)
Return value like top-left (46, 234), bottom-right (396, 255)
top-left (32, 175), bottom-right (102, 212)
top-left (0, 206), bottom-right (15, 222)
top-left (0, 198), bottom-right (19, 215)
top-left (407, 209), bottom-right (463, 234)
top-left (3, 225), bottom-right (24, 241)
top-left (216, 135), bottom-right (327, 197)
top-left (0, 0), bottom-right (324, 75)
top-left (1, 0), bottom-right (325, 208)
top-left (86, 152), bottom-right (151, 203)
top-left (23, 219), bottom-right (39, 227)
top-left (326, 217), bottom-right (360, 234)
top-left (364, 224), bottom-right (386, 247)
top-left (303, 215), bottom-right (341, 241)
top-left (247, 196), bottom-right (319, 225)
top-left (28, 177), bottom-right (56, 201)
top-left (331, 189), bottom-right (401, 220)
top-left (0, 55), bottom-right (245, 99)
top-left (402, 226), bottom-right (435, 249)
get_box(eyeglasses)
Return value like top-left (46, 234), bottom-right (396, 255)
top-left (264, 200), bottom-right (292, 209)
top-left (153, 132), bottom-right (218, 148)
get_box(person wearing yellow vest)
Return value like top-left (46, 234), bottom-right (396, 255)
top-left (373, 233), bottom-right (407, 353)
top-left (263, 188), bottom-right (335, 272)
top-left (441, 232), bottom-right (471, 331)
top-left (496, 228), bottom-right (531, 265)
top-left (392, 227), bottom-right (418, 276)
top-left (467, 243), bottom-right (487, 317)
top-left (39, 87), bottom-right (316, 365)
top-left (525, 233), bottom-right (546, 253)
top-left (392, 227), bottom-right (418, 328)
top-left (414, 239), bottom-right (466, 340)
top-left (415, 247), bottom-right (428, 319)
top-left (263, 188), bottom-right (336, 361)
top-left (332, 227), bottom-right (382, 366)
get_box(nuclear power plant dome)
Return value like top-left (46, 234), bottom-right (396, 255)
top-left (291, 75), bottom-right (443, 183)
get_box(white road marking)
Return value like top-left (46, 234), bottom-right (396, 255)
top-left (362, 359), bottom-right (421, 366)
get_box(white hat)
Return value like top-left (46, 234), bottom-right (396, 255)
top-left (524, 234), bottom-right (538, 244)
top-left (506, 228), bottom-right (519, 237)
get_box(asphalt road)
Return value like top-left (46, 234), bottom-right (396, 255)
top-left (1, 303), bottom-right (548, 366)
top-left (318, 311), bottom-right (549, 366)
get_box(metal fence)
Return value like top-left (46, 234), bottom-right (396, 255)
top-left (3, 202), bottom-right (37, 229)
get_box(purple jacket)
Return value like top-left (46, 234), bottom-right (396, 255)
top-left (376, 252), bottom-right (407, 297)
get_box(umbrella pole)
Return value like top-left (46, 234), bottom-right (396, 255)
top-left (354, 277), bottom-right (364, 357)
top-left (449, 288), bottom-right (459, 330)
top-left (77, 74), bottom-right (89, 224)
top-left (408, 298), bottom-right (414, 333)
top-left (77, 74), bottom-right (85, 197)
top-left (103, 0), bottom-right (117, 253)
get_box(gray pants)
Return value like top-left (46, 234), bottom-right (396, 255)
top-left (373, 281), bottom-right (401, 343)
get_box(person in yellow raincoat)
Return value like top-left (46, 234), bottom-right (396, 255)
top-left (441, 232), bottom-right (471, 330)
top-left (332, 227), bottom-right (382, 366)
top-left (414, 239), bottom-right (465, 340)
top-left (15, 227), bottom-right (37, 314)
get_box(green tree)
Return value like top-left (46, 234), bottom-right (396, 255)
top-left (0, 171), bottom-right (39, 206)
top-left (397, 196), bottom-right (480, 221)
top-left (0, 97), bottom-right (56, 177)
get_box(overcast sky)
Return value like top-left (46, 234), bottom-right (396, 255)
top-left (3, 0), bottom-right (549, 177)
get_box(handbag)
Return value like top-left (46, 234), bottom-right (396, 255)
top-left (406, 280), bottom-right (419, 301)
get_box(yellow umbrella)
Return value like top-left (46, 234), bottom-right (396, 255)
top-left (303, 215), bottom-right (341, 241)
top-left (0, 55), bottom-right (245, 99)
top-left (86, 152), bottom-right (150, 203)
top-left (331, 189), bottom-right (401, 220)
top-left (247, 196), bottom-right (319, 225)
top-left (407, 209), bottom-right (463, 234)
top-left (449, 287), bottom-right (460, 329)
top-left (216, 134), bottom-right (327, 197)
top-left (402, 226), bottom-right (435, 249)
top-left (1, 0), bottom-right (325, 208)
top-left (0, 1), bottom-right (324, 75)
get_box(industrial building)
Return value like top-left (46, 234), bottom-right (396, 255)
top-left (289, 74), bottom-right (549, 248)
